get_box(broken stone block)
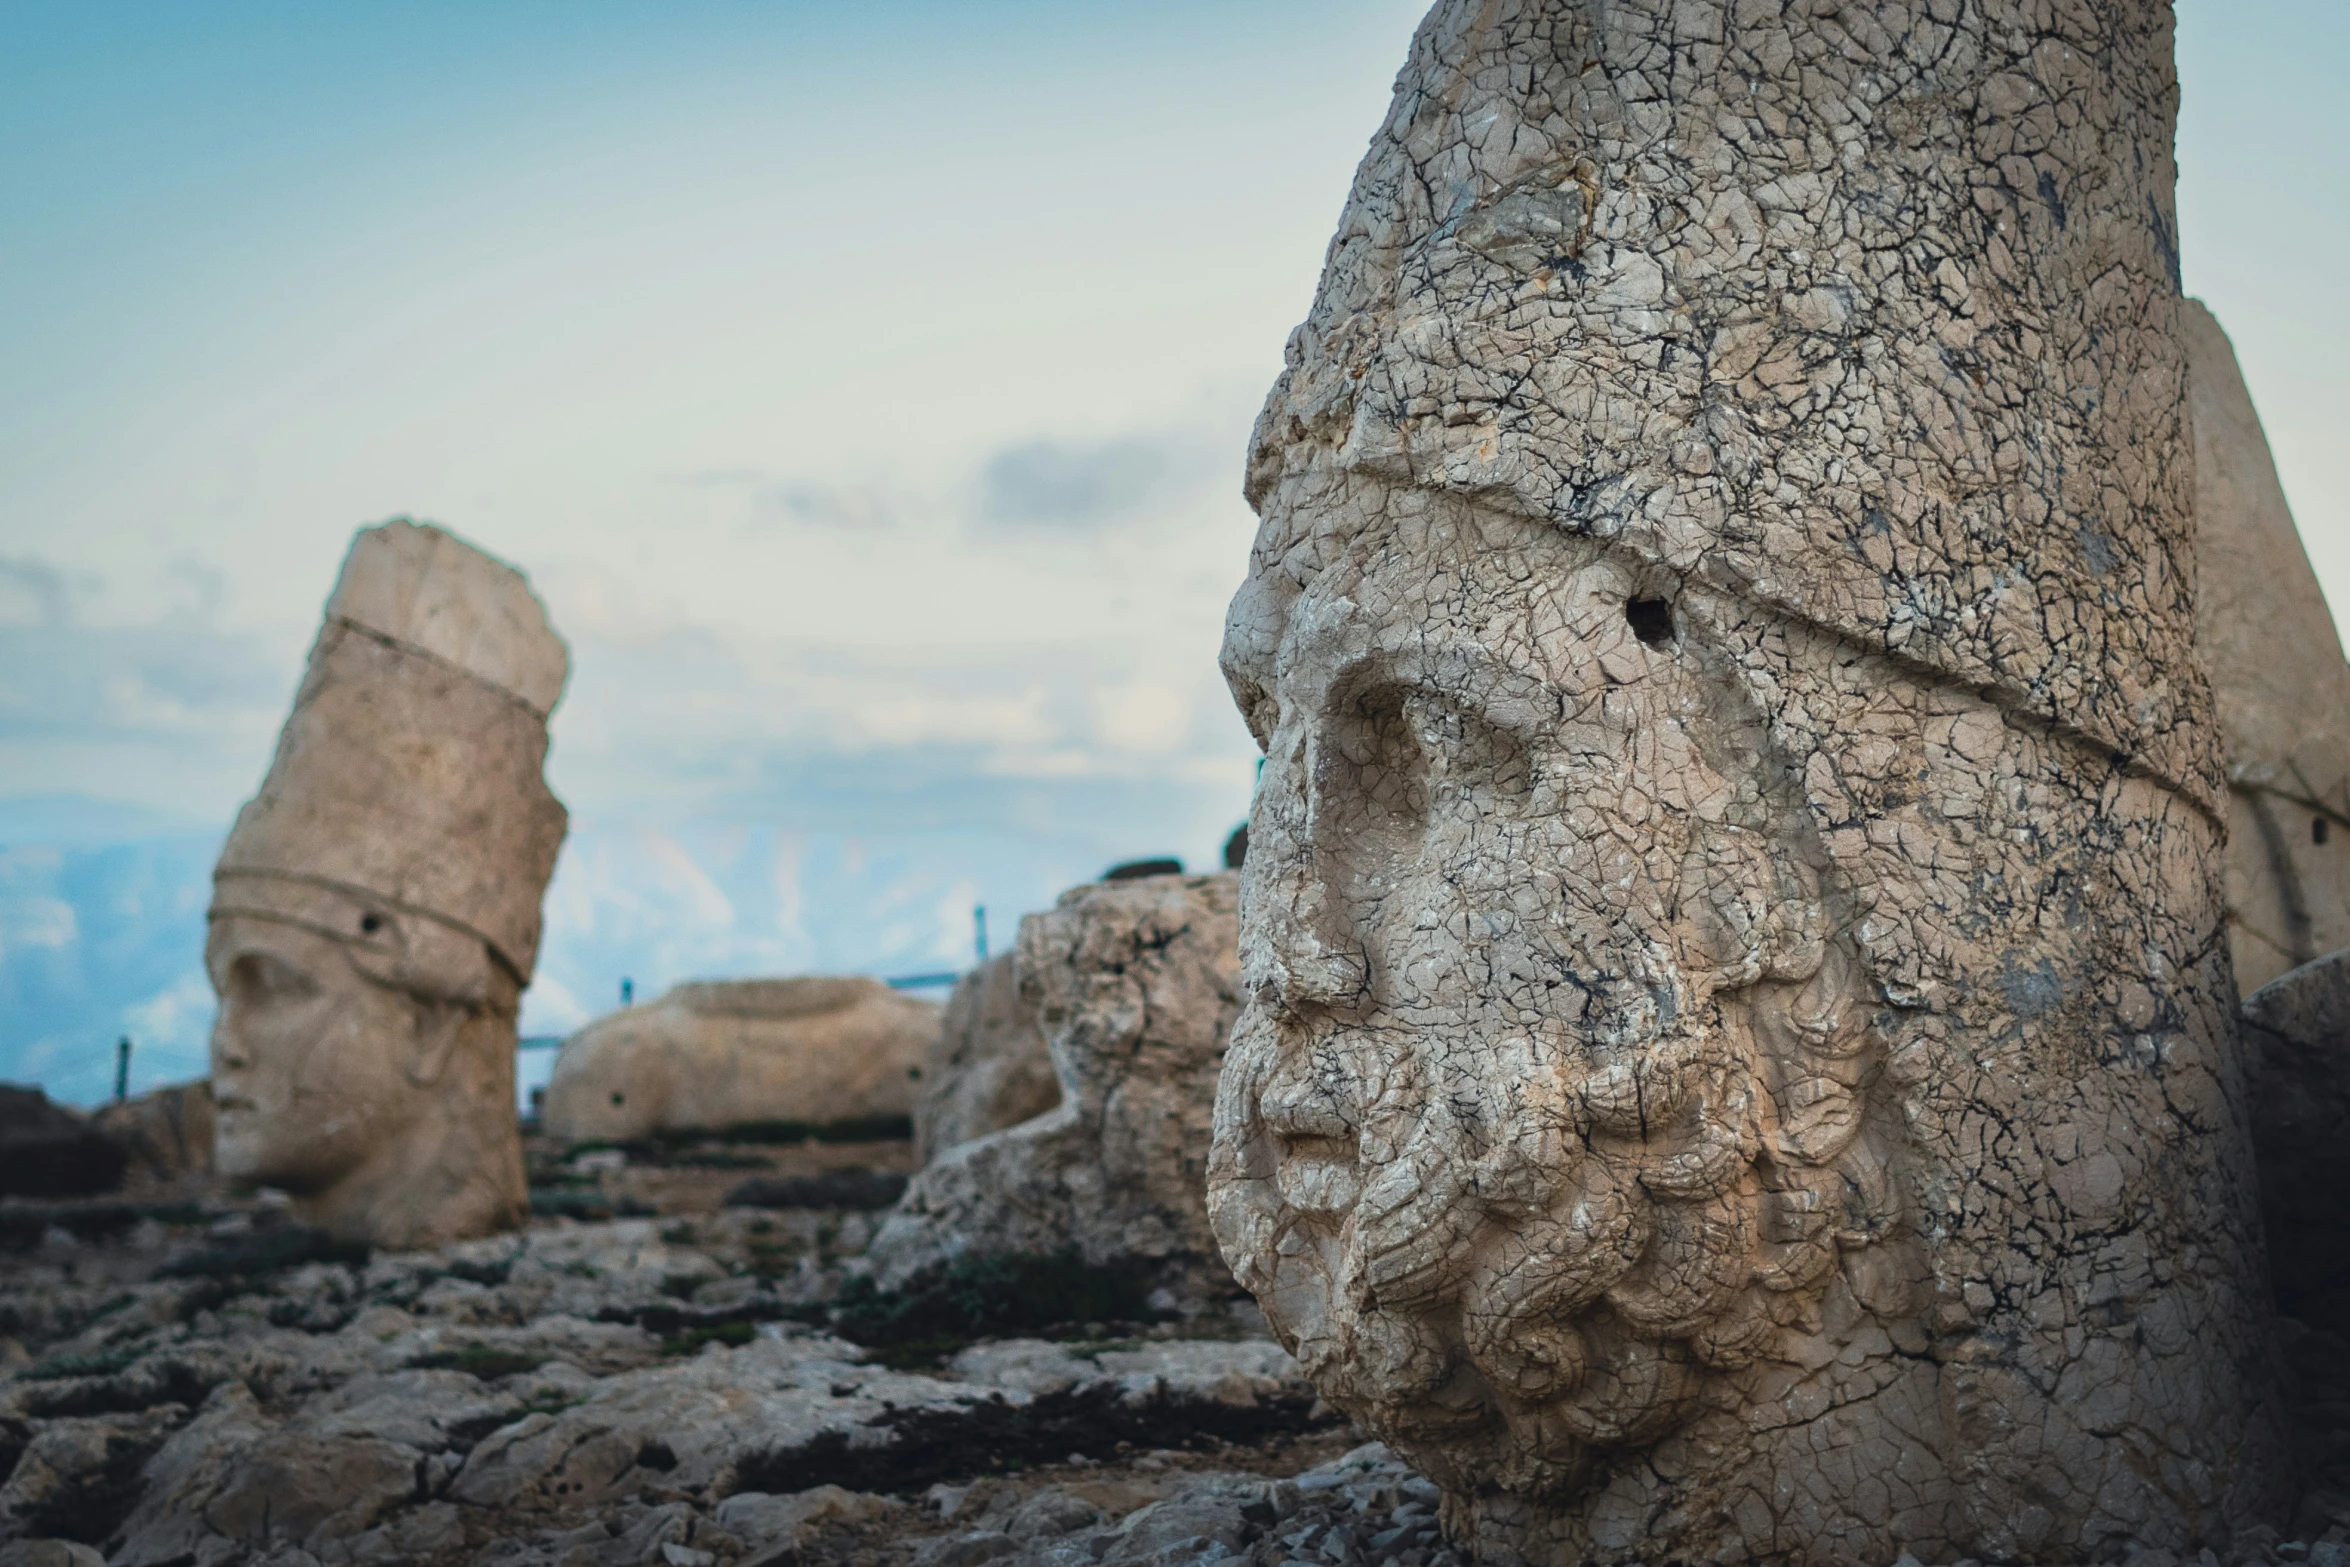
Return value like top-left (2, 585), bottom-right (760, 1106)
top-left (208, 519), bottom-right (567, 1249)
top-left (93, 1080), bottom-right (214, 1194)
top-left (2185, 298), bottom-right (2350, 995)
top-left (2242, 950), bottom-right (2350, 1337)
top-left (542, 977), bottom-right (940, 1145)
top-left (1207, 3), bottom-right (2284, 1561)
top-left (914, 954), bottom-right (1059, 1165)
top-left (871, 873), bottom-right (1242, 1303)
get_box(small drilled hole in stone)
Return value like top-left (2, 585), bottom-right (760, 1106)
top-left (1626, 597), bottom-right (1675, 648)
top-left (359, 913), bottom-right (383, 934)
top-left (2316, 817), bottom-right (2331, 846)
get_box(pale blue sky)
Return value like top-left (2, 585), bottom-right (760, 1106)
top-left (1, 0), bottom-right (2343, 1098)
top-left (1, 0), bottom-right (2340, 824)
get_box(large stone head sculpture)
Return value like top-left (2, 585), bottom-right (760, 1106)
top-left (1209, 3), bottom-right (2284, 1562)
top-left (209, 521), bottom-right (567, 1248)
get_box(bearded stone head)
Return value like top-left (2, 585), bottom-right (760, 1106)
top-left (1204, 3), bottom-right (2284, 1558)
top-left (1208, 487), bottom-right (1904, 1498)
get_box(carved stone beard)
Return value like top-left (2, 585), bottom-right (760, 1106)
top-left (1207, 506), bottom-right (1904, 1502)
top-left (1214, 899), bottom-right (1897, 1501)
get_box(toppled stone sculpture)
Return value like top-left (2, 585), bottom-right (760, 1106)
top-left (209, 520), bottom-right (566, 1249)
top-left (913, 954), bottom-right (1059, 1165)
top-left (2185, 299), bottom-right (2350, 995)
top-left (543, 977), bottom-right (940, 1145)
top-left (1208, 4), bottom-right (2285, 1562)
top-left (2240, 951), bottom-right (2350, 1338)
top-left (872, 873), bottom-right (1242, 1302)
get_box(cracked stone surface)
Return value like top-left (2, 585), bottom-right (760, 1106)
top-left (543, 979), bottom-right (942, 1145)
top-left (207, 520), bottom-right (568, 1250)
top-left (0, 1208), bottom-right (1335, 1566)
top-left (2184, 298), bottom-right (2350, 995)
top-left (871, 875), bottom-right (1244, 1303)
top-left (1207, 2), bottom-right (2285, 1562)
top-left (915, 955), bottom-right (1061, 1167)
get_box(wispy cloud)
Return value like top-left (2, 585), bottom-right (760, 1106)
top-left (975, 429), bottom-right (1218, 532)
top-left (0, 557), bottom-right (72, 628)
top-left (757, 480), bottom-right (901, 531)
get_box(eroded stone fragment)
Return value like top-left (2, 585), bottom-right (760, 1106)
top-left (94, 1080), bottom-right (215, 1195)
top-left (871, 874), bottom-right (1241, 1302)
top-left (2240, 952), bottom-right (2350, 1337)
top-left (543, 977), bottom-right (940, 1145)
top-left (2186, 299), bottom-right (2350, 994)
top-left (913, 954), bottom-right (1060, 1165)
top-left (1207, 4), bottom-right (2284, 1562)
top-left (208, 520), bottom-right (566, 1249)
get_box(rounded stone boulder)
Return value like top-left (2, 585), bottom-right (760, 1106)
top-left (542, 977), bottom-right (940, 1144)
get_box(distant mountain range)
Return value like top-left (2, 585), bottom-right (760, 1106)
top-left (2, 792), bottom-right (1236, 1108)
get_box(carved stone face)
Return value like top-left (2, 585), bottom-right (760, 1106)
top-left (1210, 487), bottom-right (1893, 1495)
top-left (207, 910), bottom-right (465, 1196)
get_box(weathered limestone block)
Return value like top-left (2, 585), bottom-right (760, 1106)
top-left (1208, 4), bottom-right (2285, 1563)
top-left (2185, 299), bottom-right (2350, 995)
top-left (871, 874), bottom-right (1241, 1301)
top-left (913, 953), bottom-right (1059, 1165)
top-left (2240, 952), bottom-right (2350, 1338)
top-left (94, 1080), bottom-right (215, 1194)
top-left (543, 976), bottom-right (939, 1144)
top-left (209, 520), bottom-right (566, 1249)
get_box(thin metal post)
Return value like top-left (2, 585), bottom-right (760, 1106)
top-left (115, 1036), bottom-right (131, 1102)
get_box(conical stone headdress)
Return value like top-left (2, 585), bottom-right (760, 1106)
top-left (1242, 0), bottom-right (2220, 810)
top-left (211, 520), bottom-right (569, 988)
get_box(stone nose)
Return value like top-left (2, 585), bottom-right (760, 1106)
top-left (1242, 739), bottom-right (1370, 1017)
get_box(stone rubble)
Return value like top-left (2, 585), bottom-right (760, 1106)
top-left (0, 1201), bottom-right (1335, 1567)
top-left (872, 874), bottom-right (1243, 1306)
top-left (913, 957), bottom-right (1058, 1167)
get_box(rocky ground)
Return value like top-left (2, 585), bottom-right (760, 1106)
top-left (2, 1133), bottom-right (2347, 1567)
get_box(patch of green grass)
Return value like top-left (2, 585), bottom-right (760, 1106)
top-left (803, 1250), bottom-right (1162, 1368)
top-left (20, 1345), bottom-right (142, 1382)
top-left (155, 1227), bottom-right (368, 1281)
top-left (681, 1115), bottom-right (914, 1147)
top-left (407, 1346), bottom-right (546, 1379)
top-left (746, 1239), bottom-right (802, 1281)
top-left (1066, 1338), bottom-right (1147, 1360)
top-left (659, 1320), bottom-right (757, 1356)
top-left (528, 1189), bottom-right (655, 1221)
top-left (668, 1149), bottom-right (774, 1170)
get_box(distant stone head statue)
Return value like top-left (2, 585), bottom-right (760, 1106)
top-left (209, 520), bottom-right (568, 1249)
top-left (1209, 2), bottom-right (2284, 1562)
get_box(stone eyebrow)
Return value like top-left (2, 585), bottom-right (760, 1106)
top-left (1310, 635), bottom-right (1578, 739)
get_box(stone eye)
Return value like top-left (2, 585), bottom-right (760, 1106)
top-left (1331, 684), bottom-right (1428, 842)
top-left (360, 913), bottom-right (384, 934)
